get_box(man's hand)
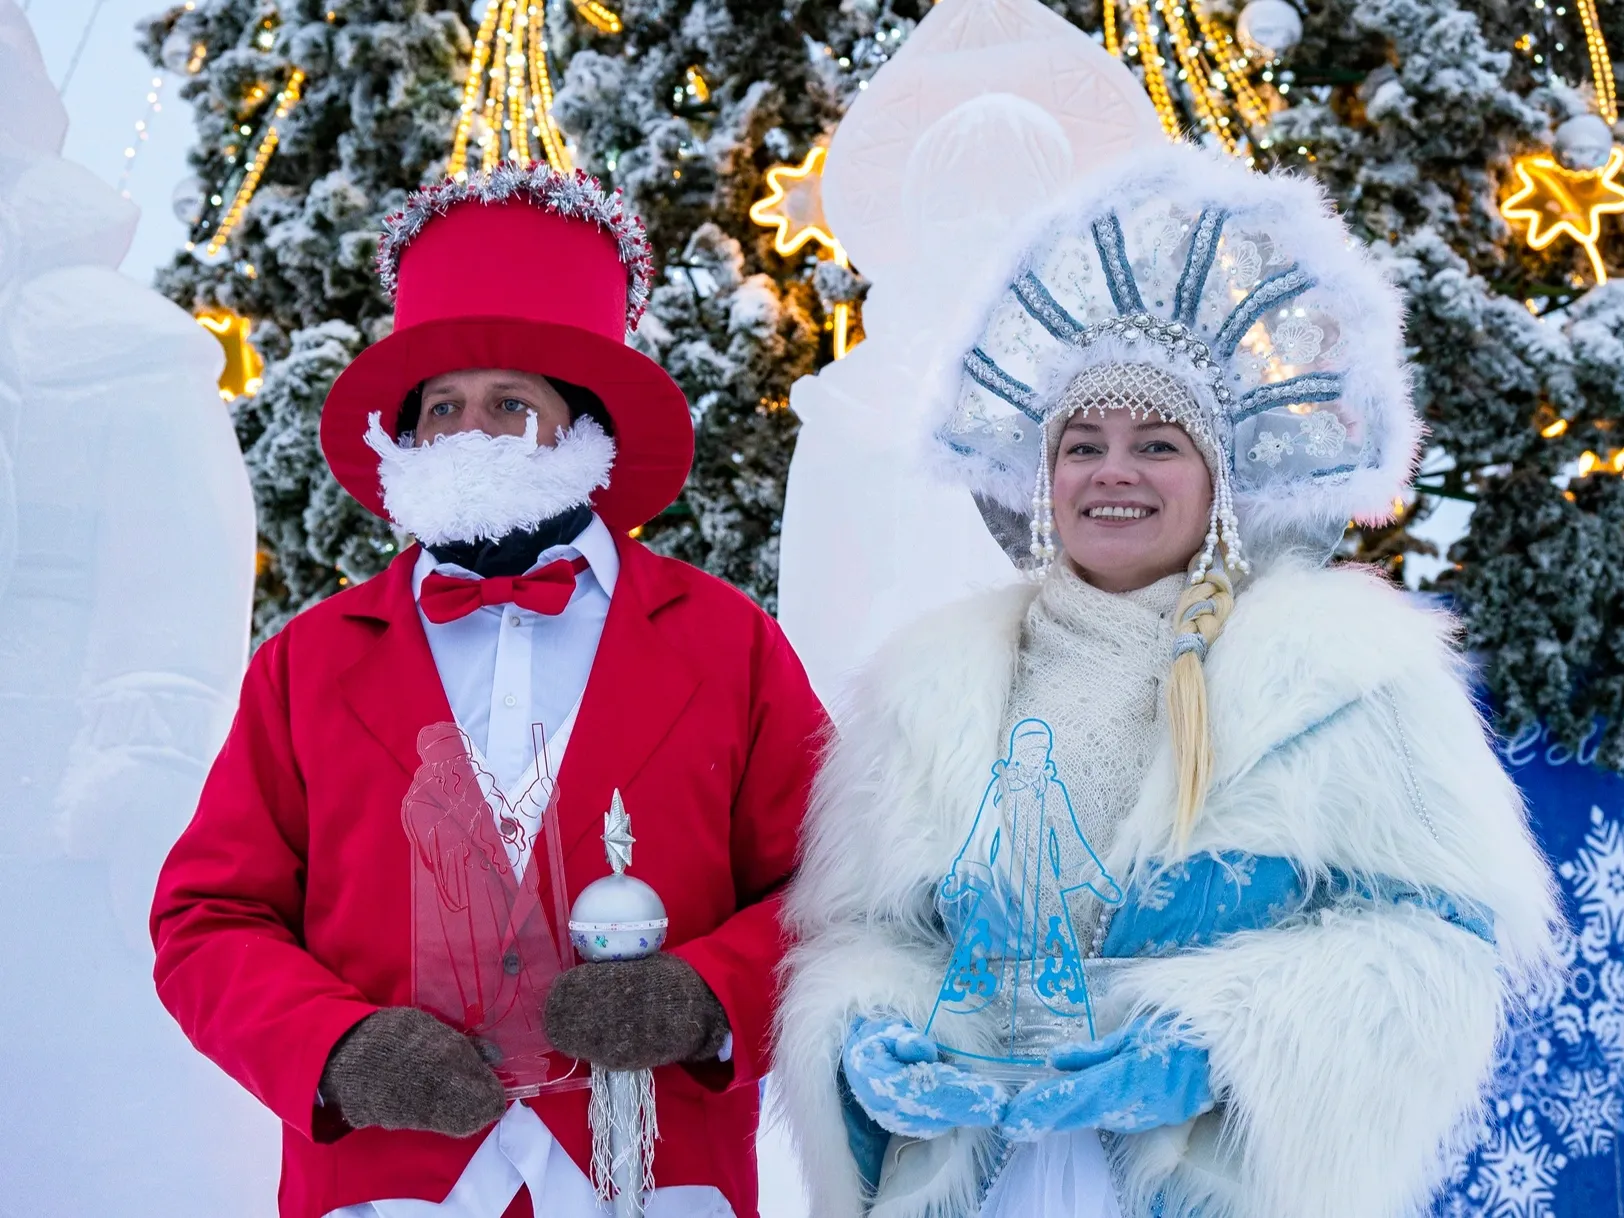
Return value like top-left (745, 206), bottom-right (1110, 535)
top-left (544, 954), bottom-right (729, 1071)
top-left (319, 1007), bottom-right (506, 1137)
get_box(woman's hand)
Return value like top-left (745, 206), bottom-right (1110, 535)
top-left (842, 1015), bottom-right (1009, 1139)
top-left (1001, 1018), bottom-right (1214, 1141)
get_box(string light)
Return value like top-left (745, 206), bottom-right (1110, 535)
top-left (748, 146), bottom-right (855, 358)
top-left (1187, 3), bottom-right (1271, 131)
top-left (117, 75), bottom-right (166, 199)
top-left (1501, 146), bottom-right (1624, 283)
top-left (528, 6), bottom-right (570, 170)
top-left (684, 65), bottom-right (710, 104)
top-left (448, 1), bottom-right (499, 178)
top-left (1575, 448), bottom-right (1624, 475)
top-left (572, 0), bottom-right (623, 34)
top-left (1575, 0), bottom-right (1618, 124)
top-left (204, 68), bottom-right (305, 258)
top-left (447, 2), bottom-right (572, 178)
top-left (1156, 0), bottom-right (1235, 153)
top-left (1128, 1), bottom-right (1183, 140)
top-left (1576, 448), bottom-right (1624, 474)
top-left (1104, 1), bottom-right (1279, 156)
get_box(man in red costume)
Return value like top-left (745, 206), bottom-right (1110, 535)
top-left (151, 166), bottom-right (826, 1218)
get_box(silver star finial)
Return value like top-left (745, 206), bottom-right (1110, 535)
top-left (603, 789), bottom-right (635, 875)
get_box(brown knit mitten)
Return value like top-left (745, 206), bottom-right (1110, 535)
top-left (319, 1007), bottom-right (507, 1137)
top-left (544, 954), bottom-right (730, 1071)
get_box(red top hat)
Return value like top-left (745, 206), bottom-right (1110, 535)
top-left (321, 164), bottom-right (692, 533)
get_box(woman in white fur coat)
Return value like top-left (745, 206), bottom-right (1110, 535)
top-left (776, 145), bottom-right (1563, 1218)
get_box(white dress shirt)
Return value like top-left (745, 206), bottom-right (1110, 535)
top-left (412, 513), bottom-right (620, 798)
top-left (322, 514), bottom-right (734, 1218)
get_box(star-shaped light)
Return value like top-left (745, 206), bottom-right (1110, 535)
top-left (749, 145), bottom-right (856, 357)
top-left (195, 305), bottom-right (265, 400)
top-left (750, 145), bottom-right (840, 257)
top-left (1502, 145), bottom-right (1624, 283)
top-left (602, 788), bottom-right (635, 875)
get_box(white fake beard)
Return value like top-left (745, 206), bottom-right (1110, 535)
top-left (363, 410), bottom-right (616, 546)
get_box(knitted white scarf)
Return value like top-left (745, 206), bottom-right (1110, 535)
top-left (1003, 561), bottom-right (1184, 945)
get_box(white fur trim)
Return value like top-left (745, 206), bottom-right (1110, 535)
top-left (777, 582), bottom-right (1035, 1218)
top-left (1101, 909), bottom-right (1502, 1218)
top-left (363, 411), bottom-right (615, 546)
top-left (776, 561), bottom-right (1562, 1218)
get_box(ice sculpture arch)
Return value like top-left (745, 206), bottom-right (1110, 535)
top-left (776, 0), bottom-right (1163, 706)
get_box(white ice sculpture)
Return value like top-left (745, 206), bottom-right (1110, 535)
top-left (777, 0), bottom-right (1164, 707)
top-left (0, 4), bottom-right (274, 1213)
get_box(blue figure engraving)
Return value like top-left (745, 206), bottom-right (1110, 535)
top-left (928, 719), bottom-right (1123, 1072)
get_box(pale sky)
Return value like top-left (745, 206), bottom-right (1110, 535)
top-left (23, 0), bottom-right (195, 285)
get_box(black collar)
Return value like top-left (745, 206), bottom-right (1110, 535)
top-left (423, 503), bottom-right (595, 578)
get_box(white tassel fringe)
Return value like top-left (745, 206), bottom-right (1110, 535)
top-left (589, 1065), bottom-right (659, 1215)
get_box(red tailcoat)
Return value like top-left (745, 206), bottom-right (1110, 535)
top-left (150, 539), bottom-right (827, 1218)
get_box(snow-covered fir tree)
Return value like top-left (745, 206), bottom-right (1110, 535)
top-left (145, 0), bottom-right (914, 632)
top-left (151, 0), bottom-right (1622, 763)
top-left (547, 1), bottom-right (863, 611)
top-left (141, 0), bottom-right (469, 637)
top-left (1264, 0), bottom-right (1624, 764)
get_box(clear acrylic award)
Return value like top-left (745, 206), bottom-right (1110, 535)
top-left (400, 721), bottom-right (584, 1097)
top-left (926, 718), bottom-right (1124, 1080)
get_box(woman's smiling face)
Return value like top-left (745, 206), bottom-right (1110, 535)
top-left (1050, 407), bottom-right (1214, 593)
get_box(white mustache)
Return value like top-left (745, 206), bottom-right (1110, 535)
top-left (363, 410), bottom-right (615, 546)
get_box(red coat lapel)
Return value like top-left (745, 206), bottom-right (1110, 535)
top-left (555, 538), bottom-right (701, 863)
top-left (336, 547), bottom-right (457, 778)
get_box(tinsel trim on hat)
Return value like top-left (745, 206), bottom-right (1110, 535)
top-left (376, 162), bottom-right (655, 329)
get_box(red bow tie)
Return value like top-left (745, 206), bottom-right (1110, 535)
top-left (419, 556), bottom-right (591, 624)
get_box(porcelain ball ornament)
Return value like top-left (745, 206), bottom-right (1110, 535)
top-left (1236, 0), bottom-right (1303, 59)
top-left (568, 790), bottom-right (669, 962)
top-left (1555, 113), bottom-right (1617, 171)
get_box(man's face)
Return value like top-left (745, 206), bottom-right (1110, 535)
top-left (413, 368), bottom-right (572, 447)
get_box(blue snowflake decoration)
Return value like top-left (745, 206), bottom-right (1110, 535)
top-left (1435, 720), bottom-right (1624, 1218)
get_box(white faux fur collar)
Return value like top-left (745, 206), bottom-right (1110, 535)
top-left (856, 557), bottom-right (1441, 791)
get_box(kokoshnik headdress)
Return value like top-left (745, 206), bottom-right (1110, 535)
top-left (931, 143), bottom-right (1421, 580)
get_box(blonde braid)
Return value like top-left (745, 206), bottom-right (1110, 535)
top-left (1167, 557), bottom-right (1235, 850)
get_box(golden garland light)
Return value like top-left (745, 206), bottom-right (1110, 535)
top-left (1502, 146), bottom-right (1624, 284)
top-left (194, 305), bottom-right (265, 400)
top-left (191, 68), bottom-right (305, 259)
top-left (1578, 448), bottom-right (1624, 476)
top-left (447, 1), bottom-right (610, 178)
top-left (1100, 0), bottom-right (1289, 159)
top-left (573, 0), bottom-right (622, 34)
top-left (1576, 0), bottom-right (1618, 125)
top-left (748, 145), bottom-right (855, 360)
